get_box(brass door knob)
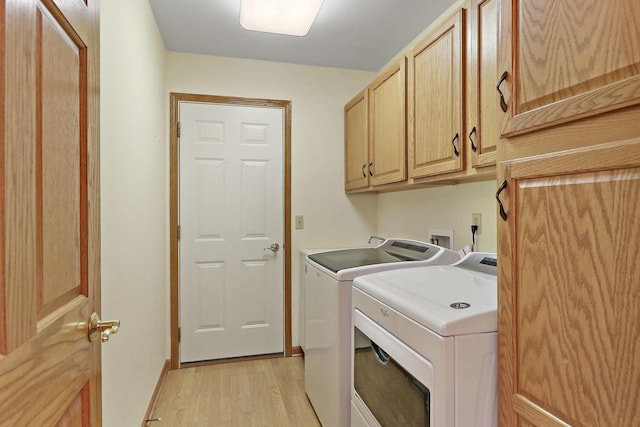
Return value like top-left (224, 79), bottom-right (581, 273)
top-left (88, 312), bottom-right (121, 343)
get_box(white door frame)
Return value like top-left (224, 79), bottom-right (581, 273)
top-left (169, 93), bottom-right (292, 369)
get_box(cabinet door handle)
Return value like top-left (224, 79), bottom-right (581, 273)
top-left (451, 133), bottom-right (460, 157)
top-left (368, 161), bottom-right (373, 176)
top-left (497, 71), bottom-right (508, 113)
top-left (469, 126), bottom-right (477, 152)
top-left (362, 164), bottom-right (366, 178)
top-left (496, 179), bottom-right (508, 221)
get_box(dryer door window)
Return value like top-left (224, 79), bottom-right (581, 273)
top-left (354, 325), bottom-right (431, 426)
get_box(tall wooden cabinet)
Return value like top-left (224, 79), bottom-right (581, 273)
top-left (407, 10), bottom-right (464, 178)
top-left (497, 1), bottom-right (640, 426)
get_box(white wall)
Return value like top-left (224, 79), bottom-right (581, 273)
top-left (100, 0), bottom-right (167, 425)
top-left (97, 4), bottom-right (497, 424)
top-left (376, 181), bottom-right (498, 253)
top-left (165, 52), bottom-right (377, 347)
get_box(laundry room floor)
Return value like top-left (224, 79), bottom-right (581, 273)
top-left (150, 357), bottom-right (321, 426)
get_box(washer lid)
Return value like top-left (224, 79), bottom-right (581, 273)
top-left (353, 253), bottom-right (497, 336)
top-left (307, 238), bottom-right (460, 280)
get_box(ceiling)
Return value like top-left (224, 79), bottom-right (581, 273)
top-left (148, 0), bottom-right (457, 72)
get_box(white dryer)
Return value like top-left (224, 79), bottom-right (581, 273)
top-left (351, 252), bottom-right (498, 427)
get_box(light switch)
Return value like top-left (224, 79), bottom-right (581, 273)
top-left (295, 215), bottom-right (304, 230)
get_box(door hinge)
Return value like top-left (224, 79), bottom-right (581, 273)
top-left (177, 122), bottom-right (181, 138)
top-left (177, 225), bottom-right (181, 240)
top-left (178, 327), bottom-right (181, 342)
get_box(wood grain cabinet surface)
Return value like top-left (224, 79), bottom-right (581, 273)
top-left (407, 9), bottom-right (464, 179)
top-left (497, 1), bottom-right (640, 426)
top-left (368, 58), bottom-right (407, 187)
top-left (466, 0), bottom-right (501, 168)
top-left (344, 2), bottom-right (501, 193)
top-left (499, 0), bottom-right (640, 137)
top-left (344, 89), bottom-right (369, 191)
top-left (344, 59), bottom-right (407, 192)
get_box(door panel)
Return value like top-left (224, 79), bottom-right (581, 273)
top-left (55, 388), bottom-right (87, 427)
top-left (39, 1), bottom-right (86, 318)
top-left (500, 138), bottom-right (640, 426)
top-left (517, 0), bottom-right (640, 112)
top-left (500, 0), bottom-right (640, 135)
top-left (344, 90), bottom-right (369, 191)
top-left (369, 58), bottom-right (406, 186)
top-left (407, 10), bottom-right (464, 178)
top-left (180, 102), bottom-right (284, 363)
top-left (0, 0), bottom-right (101, 425)
top-left (467, 0), bottom-right (499, 168)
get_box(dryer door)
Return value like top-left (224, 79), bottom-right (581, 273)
top-left (352, 310), bottom-right (434, 427)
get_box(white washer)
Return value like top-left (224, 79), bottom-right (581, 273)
top-left (351, 252), bottom-right (498, 427)
top-left (304, 239), bottom-right (460, 427)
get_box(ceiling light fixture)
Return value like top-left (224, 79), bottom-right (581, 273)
top-left (239, 0), bottom-right (325, 37)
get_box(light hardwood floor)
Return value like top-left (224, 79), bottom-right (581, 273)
top-left (150, 357), bottom-right (321, 426)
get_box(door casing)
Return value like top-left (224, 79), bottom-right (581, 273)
top-left (169, 92), bottom-right (292, 368)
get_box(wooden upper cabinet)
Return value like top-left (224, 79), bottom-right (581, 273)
top-left (345, 89), bottom-right (369, 191)
top-left (369, 58), bottom-right (407, 186)
top-left (498, 136), bottom-right (640, 427)
top-left (408, 10), bottom-right (464, 179)
top-left (500, 0), bottom-right (640, 136)
top-left (467, 0), bottom-right (500, 168)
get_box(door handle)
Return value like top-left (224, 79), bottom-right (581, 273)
top-left (496, 179), bottom-right (508, 221)
top-left (451, 132), bottom-right (460, 157)
top-left (88, 312), bottom-right (121, 343)
top-left (469, 126), bottom-right (477, 152)
top-left (496, 71), bottom-right (508, 112)
top-left (264, 243), bottom-right (280, 252)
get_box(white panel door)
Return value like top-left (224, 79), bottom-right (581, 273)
top-left (179, 101), bottom-right (284, 363)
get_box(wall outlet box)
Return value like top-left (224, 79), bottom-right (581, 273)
top-left (428, 229), bottom-right (454, 249)
top-left (472, 213), bottom-right (482, 235)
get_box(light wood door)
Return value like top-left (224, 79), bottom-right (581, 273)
top-left (0, 0), bottom-right (102, 425)
top-left (345, 90), bottom-right (369, 191)
top-left (499, 0), bottom-right (640, 136)
top-left (407, 9), bottom-right (464, 179)
top-left (369, 58), bottom-right (406, 186)
top-left (179, 101), bottom-right (284, 363)
top-left (498, 138), bottom-right (640, 426)
top-left (466, 0), bottom-right (500, 168)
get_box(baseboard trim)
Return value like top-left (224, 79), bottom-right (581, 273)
top-left (291, 346), bottom-right (304, 357)
top-left (141, 359), bottom-right (171, 427)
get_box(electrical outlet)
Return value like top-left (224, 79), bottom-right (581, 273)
top-left (472, 213), bottom-right (482, 235)
top-left (295, 215), bottom-right (304, 230)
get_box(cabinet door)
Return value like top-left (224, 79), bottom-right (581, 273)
top-left (407, 10), bottom-right (464, 178)
top-left (369, 58), bottom-right (406, 186)
top-left (467, 0), bottom-right (500, 168)
top-left (345, 90), bottom-right (369, 191)
top-left (498, 138), bottom-right (640, 426)
top-left (500, 0), bottom-right (640, 136)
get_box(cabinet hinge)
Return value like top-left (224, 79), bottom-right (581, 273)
top-left (177, 225), bottom-right (181, 240)
top-left (177, 122), bottom-right (181, 138)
